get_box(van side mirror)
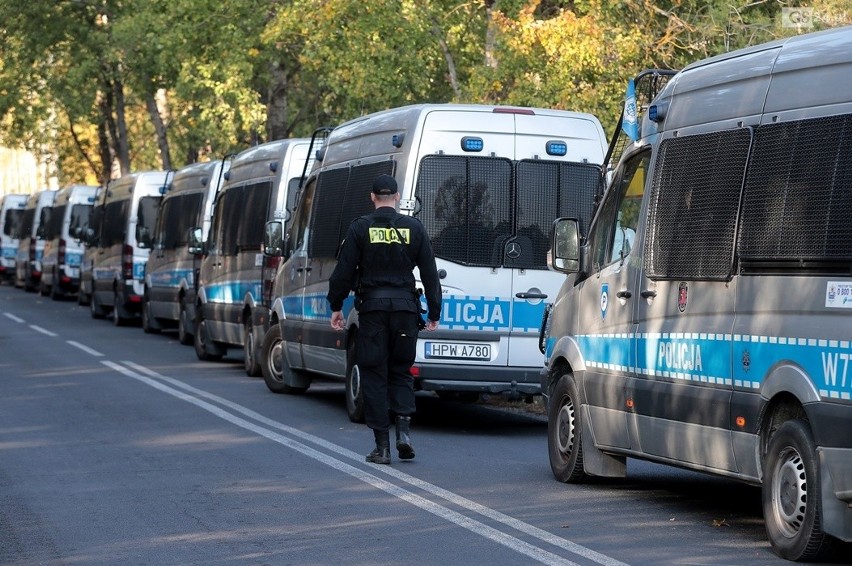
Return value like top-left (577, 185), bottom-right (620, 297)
top-left (136, 225), bottom-right (153, 249)
top-left (262, 221), bottom-right (284, 257)
top-left (187, 227), bottom-right (205, 256)
top-left (551, 218), bottom-right (580, 273)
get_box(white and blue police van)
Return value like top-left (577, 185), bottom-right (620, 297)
top-left (191, 138), bottom-right (310, 376)
top-left (15, 188), bottom-right (57, 291)
top-left (261, 103), bottom-right (608, 422)
top-left (542, 26), bottom-right (852, 561)
top-left (39, 184), bottom-right (99, 299)
top-left (141, 159), bottom-right (228, 341)
top-left (0, 194), bottom-right (27, 283)
top-left (87, 172), bottom-right (167, 325)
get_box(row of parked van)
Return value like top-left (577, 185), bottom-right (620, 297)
top-left (0, 103), bottom-right (610, 426)
top-left (3, 26), bottom-right (850, 561)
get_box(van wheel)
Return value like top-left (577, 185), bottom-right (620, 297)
top-left (261, 324), bottom-right (308, 394)
top-left (90, 293), bottom-right (106, 319)
top-left (50, 270), bottom-right (63, 301)
top-left (112, 291), bottom-right (131, 327)
top-left (243, 321), bottom-right (262, 377)
top-left (193, 305), bottom-right (224, 361)
top-left (345, 336), bottom-right (365, 423)
top-left (177, 299), bottom-right (193, 345)
top-left (141, 293), bottom-right (161, 334)
top-left (547, 372), bottom-right (588, 483)
top-left (762, 419), bottom-right (834, 561)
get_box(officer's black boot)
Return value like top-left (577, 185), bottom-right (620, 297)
top-left (366, 429), bottom-right (391, 465)
top-left (395, 416), bottom-right (415, 460)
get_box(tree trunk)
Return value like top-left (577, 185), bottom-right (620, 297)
top-left (112, 74), bottom-right (131, 175)
top-left (97, 89), bottom-right (115, 184)
top-left (484, 0), bottom-right (498, 68)
top-left (266, 60), bottom-right (290, 142)
top-left (145, 87), bottom-right (172, 171)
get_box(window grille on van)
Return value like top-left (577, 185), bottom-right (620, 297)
top-left (101, 200), bottom-right (130, 247)
top-left (645, 128), bottom-right (751, 280)
top-left (739, 114), bottom-right (852, 264)
top-left (159, 193), bottom-right (203, 249)
top-left (416, 156), bottom-right (599, 269)
top-left (417, 155), bottom-right (513, 267)
top-left (515, 160), bottom-right (600, 268)
top-left (4, 209), bottom-right (24, 237)
top-left (69, 204), bottom-right (92, 239)
top-left (309, 161), bottom-right (394, 258)
top-left (44, 205), bottom-right (66, 240)
top-left (18, 208), bottom-right (35, 239)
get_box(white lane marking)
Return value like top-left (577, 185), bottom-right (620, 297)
top-left (106, 361), bottom-right (581, 566)
top-left (30, 325), bottom-right (58, 337)
top-left (121, 361), bottom-right (627, 566)
top-left (4, 312), bottom-right (25, 323)
top-left (67, 341), bottom-right (104, 357)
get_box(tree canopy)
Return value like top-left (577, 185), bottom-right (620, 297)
top-left (0, 0), bottom-right (848, 185)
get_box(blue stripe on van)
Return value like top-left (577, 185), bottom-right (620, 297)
top-left (204, 280), bottom-right (261, 304)
top-left (573, 333), bottom-right (851, 401)
top-left (1, 246), bottom-right (15, 259)
top-left (149, 269), bottom-right (194, 288)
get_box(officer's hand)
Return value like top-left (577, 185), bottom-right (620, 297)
top-left (330, 311), bottom-right (345, 331)
top-left (425, 319), bottom-right (438, 332)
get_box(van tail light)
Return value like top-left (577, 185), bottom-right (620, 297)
top-left (58, 238), bottom-right (66, 266)
top-left (122, 244), bottom-right (134, 280)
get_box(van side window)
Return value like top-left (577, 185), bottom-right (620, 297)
top-left (69, 204), bottom-right (92, 238)
top-left (219, 189), bottom-right (243, 256)
top-left (4, 208), bottom-right (23, 236)
top-left (739, 114), bottom-right (852, 265)
top-left (644, 128), bottom-right (751, 280)
top-left (309, 161), bottom-right (393, 259)
top-left (288, 178), bottom-right (316, 256)
top-left (588, 151), bottom-right (649, 270)
top-left (237, 181), bottom-right (272, 251)
top-left (102, 199), bottom-right (130, 247)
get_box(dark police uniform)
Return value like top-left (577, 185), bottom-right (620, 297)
top-left (327, 174), bottom-right (441, 463)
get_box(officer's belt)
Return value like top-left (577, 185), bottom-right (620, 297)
top-left (359, 288), bottom-right (416, 300)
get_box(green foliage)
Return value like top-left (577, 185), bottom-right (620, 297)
top-left (1, 0), bottom-right (850, 179)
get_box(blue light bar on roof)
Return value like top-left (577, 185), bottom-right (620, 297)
top-left (461, 136), bottom-right (483, 152)
top-left (546, 140), bottom-right (568, 156)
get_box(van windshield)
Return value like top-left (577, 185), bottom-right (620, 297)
top-left (69, 204), bottom-right (92, 238)
top-left (417, 155), bottom-right (600, 269)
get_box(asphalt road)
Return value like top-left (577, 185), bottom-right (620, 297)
top-left (0, 283), bottom-right (849, 566)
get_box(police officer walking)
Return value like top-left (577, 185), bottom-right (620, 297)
top-left (327, 174), bottom-right (441, 465)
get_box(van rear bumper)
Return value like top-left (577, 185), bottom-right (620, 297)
top-left (413, 363), bottom-right (541, 395)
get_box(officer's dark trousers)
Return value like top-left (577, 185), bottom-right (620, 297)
top-left (356, 310), bottom-right (419, 432)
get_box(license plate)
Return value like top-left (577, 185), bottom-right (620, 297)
top-left (424, 341), bottom-right (491, 360)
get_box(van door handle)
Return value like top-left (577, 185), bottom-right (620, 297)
top-left (640, 289), bottom-right (657, 298)
top-left (515, 292), bottom-right (547, 300)
top-left (297, 266), bottom-right (312, 272)
top-left (616, 290), bottom-right (632, 299)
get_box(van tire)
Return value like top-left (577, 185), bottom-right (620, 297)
top-left (762, 419), bottom-right (834, 561)
top-left (261, 324), bottom-right (309, 394)
top-left (547, 372), bottom-right (587, 483)
top-left (90, 293), bottom-right (106, 319)
top-left (177, 299), bottom-right (193, 345)
top-left (243, 321), bottom-right (262, 377)
top-left (193, 305), bottom-right (224, 361)
top-left (345, 336), bottom-right (365, 424)
top-left (112, 291), bottom-right (131, 327)
top-left (141, 293), bottom-right (162, 334)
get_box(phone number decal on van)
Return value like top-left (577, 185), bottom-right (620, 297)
top-left (424, 341), bottom-right (492, 361)
top-left (825, 282), bottom-right (852, 308)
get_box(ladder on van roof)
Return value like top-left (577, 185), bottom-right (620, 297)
top-left (299, 127), bottom-right (334, 190)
